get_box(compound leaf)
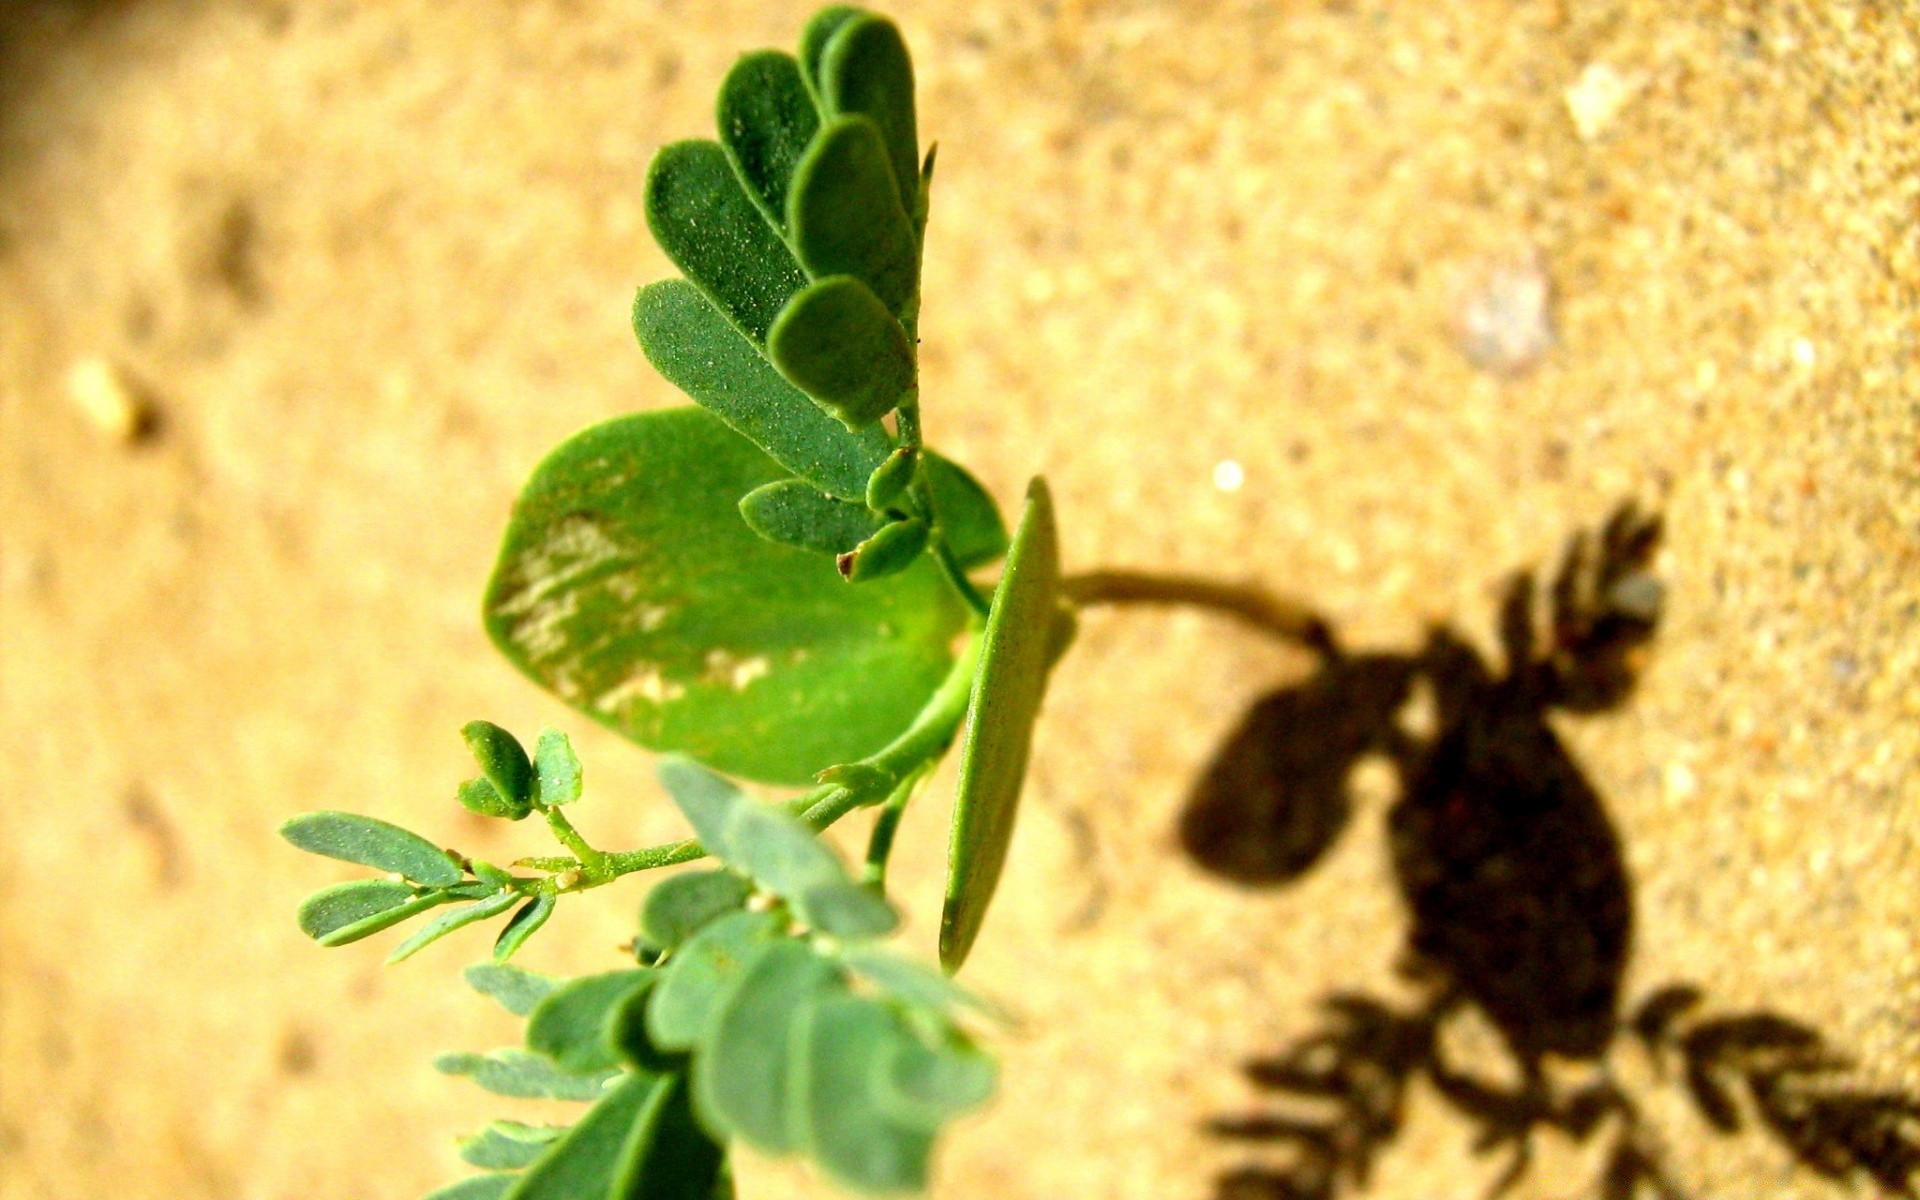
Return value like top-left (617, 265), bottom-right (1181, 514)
top-left (459, 1122), bottom-right (566, 1171)
top-left (940, 478), bottom-right (1062, 973)
top-left (634, 280), bottom-right (889, 502)
top-left (280, 812), bottom-right (461, 887)
top-left (718, 51), bottom-right (819, 234)
top-left (696, 939), bottom-right (843, 1153)
top-left (646, 140), bottom-right (807, 344)
top-left (790, 116), bottom-right (919, 315)
top-left (434, 1049), bottom-right (618, 1103)
top-left (485, 407), bottom-right (964, 786)
top-left (768, 275), bottom-right (915, 430)
top-left (527, 970), bottom-right (656, 1075)
top-left (738, 478), bottom-right (883, 556)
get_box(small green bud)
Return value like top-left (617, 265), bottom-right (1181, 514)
top-left (836, 517), bottom-right (929, 582)
top-left (865, 446), bottom-right (918, 511)
top-left (458, 777), bottom-right (531, 821)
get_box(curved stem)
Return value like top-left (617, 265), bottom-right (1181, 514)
top-left (931, 535), bottom-right (993, 620)
top-left (1060, 569), bottom-right (1338, 655)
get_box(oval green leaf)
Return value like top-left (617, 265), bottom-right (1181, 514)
top-left (465, 962), bottom-right (561, 1016)
top-left (768, 275), bottom-right (916, 429)
top-left (280, 811), bottom-right (461, 887)
top-left (458, 1121), bottom-right (566, 1171)
top-left (527, 970), bottom-right (655, 1075)
top-left (462, 720), bottom-right (535, 812)
top-left (457, 777), bottom-right (524, 821)
top-left (923, 450), bottom-right (1009, 570)
top-left (483, 407), bottom-right (965, 786)
top-left (388, 890), bottom-right (520, 964)
top-left (876, 1029), bottom-right (997, 1129)
top-left (818, 13), bottom-right (919, 216)
top-left (646, 909), bottom-right (785, 1051)
top-left (789, 116), bottom-right (919, 315)
top-left (939, 478), bottom-right (1062, 973)
top-left (493, 892), bottom-right (556, 962)
top-left (717, 51), bottom-right (820, 234)
top-left (796, 994), bottom-right (935, 1193)
top-left (695, 939), bottom-right (843, 1153)
top-left (297, 878), bottom-right (418, 942)
top-left (738, 478), bottom-right (882, 556)
top-left (423, 1174), bottom-right (516, 1200)
top-left (839, 517), bottom-right (929, 583)
top-left (645, 140), bottom-right (807, 344)
top-left (503, 1070), bottom-right (659, 1200)
top-left (634, 280), bottom-right (890, 501)
top-left (640, 869), bottom-right (753, 951)
top-left (799, 6), bottom-right (865, 99)
top-left (434, 1049), bottom-right (617, 1102)
top-left (865, 446), bottom-right (917, 511)
top-left (534, 728), bottom-right (583, 807)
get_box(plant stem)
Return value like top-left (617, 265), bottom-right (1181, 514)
top-left (1060, 569), bottom-right (1338, 655)
top-left (932, 535), bottom-right (993, 620)
top-left (863, 763), bottom-right (931, 888)
top-left (543, 806), bottom-right (609, 877)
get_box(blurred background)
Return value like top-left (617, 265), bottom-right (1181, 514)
top-left (1, 2), bottom-right (1915, 1198)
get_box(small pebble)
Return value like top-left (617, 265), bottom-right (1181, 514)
top-left (1212, 459), bottom-right (1245, 492)
top-left (1455, 253), bottom-right (1555, 377)
top-left (65, 358), bottom-right (153, 442)
top-left (1564, 62), bottom-right (1640, 142)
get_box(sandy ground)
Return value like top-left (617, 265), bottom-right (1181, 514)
top-left (2, 2), bottom-right (1916, 1198)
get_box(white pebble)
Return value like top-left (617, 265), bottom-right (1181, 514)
top-left (1211, 459), bottom-right (1245, 492)
top-left (66, 358), bottom-right (151, 442)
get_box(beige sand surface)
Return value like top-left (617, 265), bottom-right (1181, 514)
top-left (2, 2), bottom-right (1915, 1198)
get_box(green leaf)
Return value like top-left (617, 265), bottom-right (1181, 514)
top-left (434, 1049), bottom-right (618, 1102)
top-left (717, 51), bottom-right (819, 234)
top-left (493, 893), bottom-right (556, 961)
top-left (457, 778), bottom-right (527, 821)
top-left (634, 281), bottom-right (891, 502)
top-left (609, 981), bottom-right (682, 1075)
top-left (738, 478), bottom-right (883, 555)
top-left (696, 939), bottom-right (843, 1153)
top-left (647, 909), bottom-right (785, 1051)
top-left (940, 478), bottom-right (1062, 973)
top-left (768, 276), bottom-right (916, 429)
top-left (838, 946), bottom-right (994, 1019)
top-left (610, 1070), bottom-right (728, 1200)
top-left (645, 140), bottom-right (807, 344)
top-left (389, 890), bottom-right (520, 964)
top-left (876, 1028), bottom-right (997, 1129)
top-left (297, 878), bottom-right (418, 941)
top-left (865, 447), bottom-right (917, 511)
top-left (923, 451), bottom-right (1009, 570)
top-left (797, 994), bottom-right (935, 1193)
top-left (280, 811), bottom-right (461, 887)
top-left (527, 970), bottom-right (655, 1074)
top-left (534, 729), bottom-right (583, 807)
top-left (797, 880), bottom-right (899, 940)
top-left (458, 1122), bottom-right (566, 1171)
top-left (462, 721), bottom-right (536, 813)
top-left (640, 869), bottom-right (753, 951)
top-left (799, 6), bottom-right (865, 100)
top-left (465, 962), bottom-right (561, 1017)
top-left (790, 116), bottom-right (919, 315)
top-left (483, 408), bottom-right (965, 786)
top-left (839, 518), bottom-right (929, 583)
top-left (422, 1174), bottom-right (516, 1200)
top-left (721, 791), bottom-right (848, 899)
top-left (503, 1070), bottom-right (658, 1200)
top-left (817, 13), bottom-right (920, 216)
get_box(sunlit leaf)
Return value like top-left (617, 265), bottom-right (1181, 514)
top-left (817, 13), bottom-right (919, 215)
top-left (790, 116), bottom-right (919, 315)
top-left (484, 407), bottom-right (965, 786)
top-left (717, 51), bottom-right (819, 234)
top-left (646, 140), bottom-right (807, 344)
top-left (799, 6), bottom-right (864, 100)
top-left (462, 721), bottom-right (535, 814)
top-left (839, 517), bottom-right (928, 583)
top-left (527, 970), bottom-right (656, 1075)
top-left (640, 870), bottom-right (753, 951)
top-left (280, 812), bottom-right (461, 887)
top-left (940, 478), bottom-right (1062, 973)
top-left (865, 447), bottom-right (917, 511)
top-left (923, 451), bottom-right (1008, 570)
top-left (697, 939), bottom-right (843, 1153)
top-left (422, 1174), bottom-right (516, 1200)
top-left (534, 729), bottom-right (583, 808)
top-left (721, 793), bottom-right (848, 901)
top-left (434, 1049), bottom-right (618, 1102)
top-left (838, 946), bottom-right (995, 1019)
top-left (457, 778), bottom-right (525, 821)
top-left (610, 1071), bottom-right (728, 1200)
top-left (465, 962), bottom-right (561, 1017)
top-left (297, 879), bottom-right (419, 942)
top-left (389, 891), bottom-right (521, 964)
top-left (738, 478), bottom-right (882, 556)
top-left (493, 893), bottom-right (556, 962)
top-left (876, 1028), bottom-right (997, 1129)
top-left (768, 275), bottom-right (915, 429)
top-left (503, 1070), bottom-right (658, 1200)
top-left (458, 1122), bottom-right (566, 1171)
top-left (634, 280), bottom-right (890, 501)
top-left (647, 909), bottom-right (785, 1051)
top-left (797, 880), bottom-right (899, 940)
top-left (655, 756), bottom-right (745, 860)
top-left (797, 994), bottom-right (935, 1193)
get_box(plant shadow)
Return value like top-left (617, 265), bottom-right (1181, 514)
top-left (1173, 504), bottom-right (1920, 1200)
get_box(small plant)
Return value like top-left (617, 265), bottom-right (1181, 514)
top-left (285, 9), bottom-right (1070, 1198)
